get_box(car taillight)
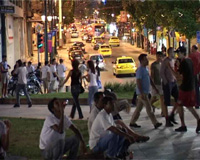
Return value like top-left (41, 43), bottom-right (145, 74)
top-left (116, 65), bottom-right (121, 69)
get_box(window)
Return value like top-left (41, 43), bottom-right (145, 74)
top-left (118, 59), bottom-right (133, 64)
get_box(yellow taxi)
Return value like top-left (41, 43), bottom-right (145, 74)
top-left (112, 56), bottom-right (137, 77)
top-left (109, 36), bottom-right (120, 46)
top-left (91, 36), bottom-right (103, 47)
top-left (98, 44), bottom-right (112, 57)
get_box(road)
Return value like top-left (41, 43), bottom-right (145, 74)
top-left (31, 32), bottom-right (156, 87)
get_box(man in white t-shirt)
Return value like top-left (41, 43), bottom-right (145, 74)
top-left (88, 92), bottom-right (104, 134)
top-left (39, 98), bottom-right (87, 159)
top-left (27, 61), bottom-right (35, 74)
top-left (41, 61), bottom-right (50, 94)
top-left (57, 59), bottom-right (66, 92)
top-left (49, 59), bottom-right (59, 93)
top-left (13, 59), bottom-right (32, 108)
top-left (89, 96), bottom-right (135, 159)
top-left (0, 120), bottom-right (11, 159)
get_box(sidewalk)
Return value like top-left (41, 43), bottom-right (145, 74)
top-left (1, 104), bottom-right (200, 159)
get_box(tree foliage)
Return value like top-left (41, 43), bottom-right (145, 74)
top-left (123, 0), bottom-right (200, 39)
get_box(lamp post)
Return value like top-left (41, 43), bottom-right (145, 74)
top-left (59, 0), bottom-right (63, 47)
top-left (44, 0), bottom-right (48, 62)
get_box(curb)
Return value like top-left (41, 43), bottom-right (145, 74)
top-left (0, 98), bottom-right (132, 105)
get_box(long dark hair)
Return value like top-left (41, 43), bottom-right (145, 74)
top-left (71, 59), bottom-right (80, 76)
top-left (87, 60), bottom-right (95, 74)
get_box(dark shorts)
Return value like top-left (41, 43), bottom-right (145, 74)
top-left (178, 90), bottom-right (196, 107)
top-left (162, 82), bottom-right (179, 106)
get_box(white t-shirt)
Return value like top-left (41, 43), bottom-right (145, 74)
top-left (89, 109), bottom-right (115, 149)
top-left (57, 64), bottom-right (66, 78)
top-left (50, 65), bottom-right (57, 81)
top-left (88, 70), bottom-right (97, 87)
top-left (79, 64), bottom-right (87, 76)
top-left (88, 106), bottom-right (100, 134)
top-left (0, 121), bottom-right (6, 157)
top-left (41, 65), bottom-right (50, 79)
top-left (39, 114), bottom-right (72, 150)
top-left (15, 67), bottom-right (28, 84)
top-left (27, 65), bottom-right (35, 73)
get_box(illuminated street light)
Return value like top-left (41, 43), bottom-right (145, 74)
top-left (111, 13), bottom-right (114, 17)
top-left (41, 15), bottom-right (45, 22)
top-left (47, 16), bottom-right (52, 21)
top-left (127, 14), bottom-right (130, 19)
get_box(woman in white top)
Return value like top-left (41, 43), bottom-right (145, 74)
top-left (83, 60), bottom-right (98, 112)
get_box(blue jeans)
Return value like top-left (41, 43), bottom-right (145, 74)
top-left (16, 84), bottom-right (31, 106)
top-left (92, 133), bottom-right (130, 157)
top-left (70, 85), bottom-right (83, 119)
top-left (88, 86), bottom-right (98, 110)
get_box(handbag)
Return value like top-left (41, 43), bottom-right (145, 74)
top-left (80, 84), bottom-right (85, 94)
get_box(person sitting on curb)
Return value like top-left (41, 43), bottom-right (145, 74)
top-left (89, 96), bottom-right (136, 159)
top-left (0, 119), bottom-right (11, 159)
top-left (39, 98), bottom-right (87, 159)
top-left (88, 91), bottom-right (150, 142)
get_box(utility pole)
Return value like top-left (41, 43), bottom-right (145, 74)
top-left (59, 0), bottom-right (63, 47)
top-left (44, 0), bottom-right (48, 62)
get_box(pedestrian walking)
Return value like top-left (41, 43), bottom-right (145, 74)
top-left (96, 59), bottom-right (102, 89)
top-left (150, 52), bottom-right (165, 116)
top-left (83, 60), bottom-right (98, 112)
top-left (129, 54), bottom-right (162, 129)
top-left (189, 45), bottom-right (200, 109)
top-left (160, 47), bottom-right (179, 127)
top-left (169, 47), bottom-right (200, 133)
top-left (26, 61), bottom-right (35, 74)
top-left (57, 59), bottom-right (66, 92)
top-left (49, 59), bottom-right (59, 93)
top-left (1, 55), bottom-right (10, 98)
top-left (60, 59), bottom-right (84, 119)
top-left (79, 61), bottom-right (87, 88)
top-left (41, 61), bottom-right (50, 94)
top-left (13, 59), bottom-right (32, 108)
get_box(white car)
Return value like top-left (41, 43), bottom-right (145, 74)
top-left (71, 31), bottom-right (79, 38)
top-left (85, 54), bottom-right (106, 70)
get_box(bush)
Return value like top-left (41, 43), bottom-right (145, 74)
top-left (104, 81), bottom-right (136, 92)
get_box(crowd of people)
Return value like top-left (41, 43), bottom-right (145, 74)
top-left (1, 45), bottom-right (200, 159)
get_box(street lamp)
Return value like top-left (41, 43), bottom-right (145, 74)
top-left (127, 14), bottom-right (130, 19)
top-left (111, 13), bottom-right (114, 17)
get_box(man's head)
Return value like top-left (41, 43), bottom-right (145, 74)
top-left (45, 61), bottom-right (49, 66)
top-left (167, 47), bottom-right (175, 58)
top-left (94, 92), bottom-right (104, 109)
top-left (2, 55), bottom-right (7, 61)
top-left (48, 98), bottom-right (63, 117)
top-left (177, 46), bottom-right (186, 59)
top-left (52, 58), bottom-right (56, 65)
top-left (191, 45), bottom-right (198, 53)
top-left (156, 51), bottom-right (163, 62)
top-left (138, 54), bottom-right (149, 66)
top-left (102, 96), bottom-right (115, 113)
top-left (59, 59), bottom-right (63, 64)
top-left (17, 59), bottom-right (23, 67)
top-left (28, 61), bottom-right (32, 66)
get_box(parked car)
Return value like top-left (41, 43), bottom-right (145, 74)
top-left (112, 56), bottom-right (137, 77)
top-left (85, 53), bottom-right (106, 70)
top-left (72, 42), bottom-right (86, 53)
top-left (98, 44), bottom-right (112, 57)
top-left (68, 46), bottom-right (81, 55)
top-left (109, 36), bottom-right (120, 46)
top-left (71, 31), bottom-right (79, 38)
top-left (69, 50), bottom-right (85, 64)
